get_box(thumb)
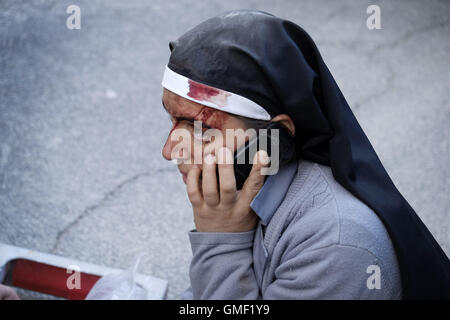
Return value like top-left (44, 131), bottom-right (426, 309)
top-left (238, 150), bottom-right (270, 204)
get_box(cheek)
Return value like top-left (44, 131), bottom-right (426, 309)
top-left (193, 139), bottom-right (204, 163)
top-left (223, 135), bottom-right (240, 152)
top-left (202, 138), bottom-right (222, 157)
top-left (222, 120), bottom-right (250, 152)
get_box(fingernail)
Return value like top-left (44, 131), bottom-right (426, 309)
top-left (259, 150), bottom-right (270, 166)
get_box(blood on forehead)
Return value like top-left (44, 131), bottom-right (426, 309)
top-left (195, 106), bottom-right (226, 129)
top-left (165, 90), bottom-right (228, 129)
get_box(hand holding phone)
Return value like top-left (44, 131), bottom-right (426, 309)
top-left (187, 147), bottom-right (270, 232)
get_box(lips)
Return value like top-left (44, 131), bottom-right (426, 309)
top-left (181, 172), bottom-right (187, 184)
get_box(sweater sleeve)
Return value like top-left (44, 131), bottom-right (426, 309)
top-left (187, 229), bottom-right (260, 300)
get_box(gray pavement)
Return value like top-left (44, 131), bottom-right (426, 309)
top-left (0, 0), bottom-right (449, 299)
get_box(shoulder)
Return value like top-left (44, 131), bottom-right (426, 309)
top-left (268, 160), bottom-right (402, 297)
top-left (280, 160), bottom-right (395, 256)
top-left (312, 163), bottom-right (398, 263)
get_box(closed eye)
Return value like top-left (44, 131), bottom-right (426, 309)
top-left (175, 116), bottom-right (212, 130)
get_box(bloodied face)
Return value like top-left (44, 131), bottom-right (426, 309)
top-left (161, 88), bottom-right (255, 184)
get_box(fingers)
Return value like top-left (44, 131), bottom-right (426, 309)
top-left (217, 147), bottom-right (236, 205)
top-left (0, 284), bottom-right (20, 300)
top-left (186, 165), bottom-right (203, 206)
top-left (236, 150), bottom-right (269, 209)
top-left (187, 148), bottom-right (237, 208)
top-left (187, 147), bottom-right (239, 208)
top-left (202, 153), bottom-right (220, 206)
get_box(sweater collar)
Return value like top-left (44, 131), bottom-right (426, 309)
top-left (250, 160), bottom-right (298, 226)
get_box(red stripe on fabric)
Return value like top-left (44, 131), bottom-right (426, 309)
top-left (11, 259), bottom-right (100, 300)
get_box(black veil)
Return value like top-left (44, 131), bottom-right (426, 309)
top-left (166, 10), bottom-right (450, 299)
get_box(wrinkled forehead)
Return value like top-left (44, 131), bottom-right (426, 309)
top-left (163, 89), bottom-right (198, 111)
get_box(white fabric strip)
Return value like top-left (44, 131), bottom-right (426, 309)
top-left (161, 65), bottom-right (271, 121)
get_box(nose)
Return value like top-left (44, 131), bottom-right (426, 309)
top-left (162, 125), bottom-right (189, 161)
top-left (162, 132), bottom-right (176, 161)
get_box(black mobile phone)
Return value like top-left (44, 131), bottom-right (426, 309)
top-left (216, 122), bottom-right (296, 190)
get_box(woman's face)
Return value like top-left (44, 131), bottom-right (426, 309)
top-left (161, 88), bottom-right (252, 184)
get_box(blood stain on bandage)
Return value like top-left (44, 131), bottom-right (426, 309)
top-left (187, 80), bottom-right (231, 107)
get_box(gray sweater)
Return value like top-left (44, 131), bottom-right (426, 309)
top-left (182, 159), bottom-right (402, 299)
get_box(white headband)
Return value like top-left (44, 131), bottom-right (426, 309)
top-left (161, 65), bottom-right (271, 121)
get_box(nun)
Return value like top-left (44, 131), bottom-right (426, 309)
top-left (160, 10), bottom-right (450, 299)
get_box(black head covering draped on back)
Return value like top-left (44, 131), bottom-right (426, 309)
top-left (166, 9), bottom-right (450, 299)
